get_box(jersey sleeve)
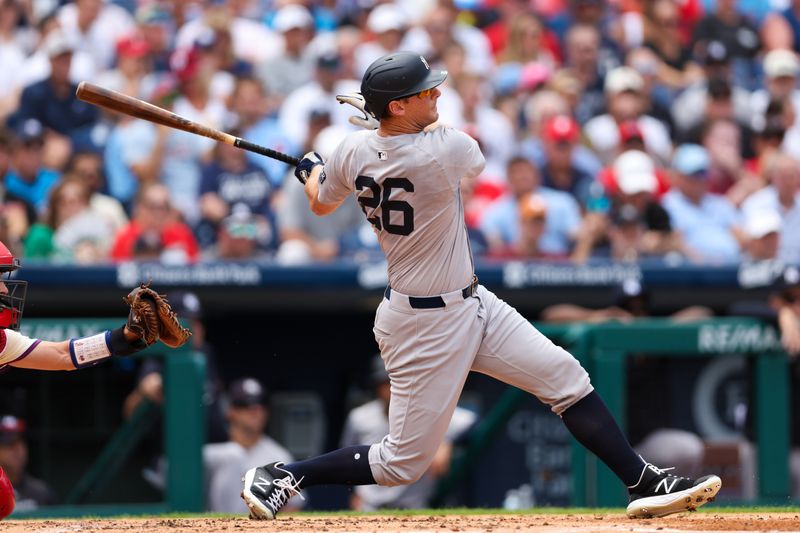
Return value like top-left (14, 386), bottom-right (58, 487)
top-left (429, 128), bottom-right (485, 187)
top-left (317, 135), bottom-right (356, 205)
top-left (0, 329), bottom-right (41, 368)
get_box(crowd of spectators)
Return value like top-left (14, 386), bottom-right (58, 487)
top-left (0, 0), bottom-right (798, 266)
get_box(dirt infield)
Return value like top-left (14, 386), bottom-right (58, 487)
top-left (3, 513), bottom-right (799, 533)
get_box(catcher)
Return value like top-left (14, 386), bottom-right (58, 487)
top-left (0, 240), bottom-right (190, 519)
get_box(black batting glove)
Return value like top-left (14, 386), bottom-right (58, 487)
top-left (295, 151), bottom-right (324, 184)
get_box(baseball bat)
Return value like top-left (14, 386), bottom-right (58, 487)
top-left (76, 81), bottom-right (300, 166)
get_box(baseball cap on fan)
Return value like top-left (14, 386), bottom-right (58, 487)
top-left (614, 150), bottom-right (657, 195)
top-left (703, 40), bottom-right (729, 65)
top-left (15, 118), bottom-right (44, 144)
top-left (543, 115), bottom-right (579, 143)
top-left (744, 211), bottom-right (782, 239)
top-left (604, 67), bottom-right (643, 95)
top-left (273, 4), bottom-right (313, 32)
top-left (367, 3), bottom-right (408, 33)
top-left (763, 49), bottom-right (800, 79)
top-left (43, 30), bottom-right (75, 58)
top-left (117, 34), bottom-right (149, 59)
top-left (229, 377), bottom-right (267, 407)
top-left (672, 144), bottom-right (709, 177)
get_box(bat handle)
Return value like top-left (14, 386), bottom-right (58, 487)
top-left (234, 138), bottom-right (300, 166)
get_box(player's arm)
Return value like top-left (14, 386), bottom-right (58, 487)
top-left (8, 326), bottom-right (147, 371)
top-left (295, 152), bottom-right (345, 216)
top-left (10, 340), bottom-right (73, 371)
top-left (304, 165), bottom-right (344, 216)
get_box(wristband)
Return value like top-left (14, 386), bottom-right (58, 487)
top-left (69, 327), bottom-right (148, 369)
top-left (69, 332), bottom-right (113, 369)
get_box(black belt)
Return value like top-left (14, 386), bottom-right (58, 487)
top-left (384, 276), bottom-right (479, 309)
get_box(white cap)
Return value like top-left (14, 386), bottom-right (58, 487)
top-left (745, 211), bottom-right (782, 239)
top-left (764, 49), bottom-right (799, 79)
top-left (367, 3), bottom-right (407, 34)
top-left (43, 30), bottom-right (75, 58)
top-left (273, 4), bottom-right (313, 32)
top-left (614, 150), bottom-right (657, 195)
top-left (604, 66), bottom-right (644, 95)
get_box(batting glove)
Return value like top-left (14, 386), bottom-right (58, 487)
top-left (294, 151), bottom-right (324, 184)
top-left (336, 92), bottom-right (380, 130)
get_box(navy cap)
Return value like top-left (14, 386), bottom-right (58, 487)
top-left (166, 291), bottom-right (202, 320)
top-left (613, 278), bottom-right (650, 308)
top-left (229, 377), bottom-right (267, 407)
top-left (704, 40), bottom-right (729, 65)
top-left (16, 118), bottom-right (44, 143)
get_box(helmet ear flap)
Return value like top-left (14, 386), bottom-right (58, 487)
top-left (363, 100), bottom-right (378, 121)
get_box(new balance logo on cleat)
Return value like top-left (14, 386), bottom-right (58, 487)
top-left (241, 462), bottom-right (304, 520)
top-left (627, 462), bottom-right (722, 519)
top-left (253, 477), bottom-right (272, 491)
top-left (654, 477), bottom-right (679, 494)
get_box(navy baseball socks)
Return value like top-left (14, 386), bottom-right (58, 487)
top-left (242, 445), bottom-right (374, 519)
top-left (561, 391), bottom-right (721, 518)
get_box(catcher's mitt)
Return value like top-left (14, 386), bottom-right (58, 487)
top-left (124, 283), bottom-right (192, 348)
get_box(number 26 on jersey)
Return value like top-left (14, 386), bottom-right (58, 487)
top-left (355, 176), bottom-right (414, 236)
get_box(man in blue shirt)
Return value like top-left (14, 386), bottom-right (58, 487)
top-left (662, 144), bottom-right (742, 263)
top-left (480, 156), bottom-right (582, 256)
top-left (9, 31), bottom-right (98, 144)
top-left (4, 119), bottom-right (60, 220)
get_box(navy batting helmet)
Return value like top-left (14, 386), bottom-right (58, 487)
top-left (361, 52), bottom-right (447, 120)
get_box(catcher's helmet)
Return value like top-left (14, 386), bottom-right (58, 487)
top-left (0, 241), bottom-right (25, 330)
top-left (361, 52), bottom-right (447, 120)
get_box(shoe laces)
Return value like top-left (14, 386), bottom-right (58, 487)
top-left (646, 463), bottom-right (676, 476)
top-left (263, 472), bottom-right (305, 514)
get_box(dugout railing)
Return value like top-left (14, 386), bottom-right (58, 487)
top-left (11, 318), bottom-right (206, 518)
top-left (435, 317), bottom-right (790, 508)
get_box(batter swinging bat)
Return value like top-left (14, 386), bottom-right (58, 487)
top-left (75, 81), bottom-right (300, 166)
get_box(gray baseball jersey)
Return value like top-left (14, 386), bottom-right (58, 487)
top-left (318, 126), bottom-right (593, 488)
top-left (319, 128), bottom-right (483, 295)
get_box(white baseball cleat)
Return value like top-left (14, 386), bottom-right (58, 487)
top-left (241, 462), bottom-right (303, 520)
top-left (626, 463), bottom-right (722, 518)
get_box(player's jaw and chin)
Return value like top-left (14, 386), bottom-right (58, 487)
top-left (409, 90), bottom-right (440, 131)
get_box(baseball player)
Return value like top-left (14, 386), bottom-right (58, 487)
top-left (241, 52), bottom-right (721, 520)
top-left (0, 240), bottom-right (187, 519)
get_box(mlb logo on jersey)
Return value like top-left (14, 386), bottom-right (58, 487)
top-left (377, 151), bottom-right (388, 160)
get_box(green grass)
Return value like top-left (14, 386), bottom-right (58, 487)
top-left (15, 506), bottom-right (800, 520)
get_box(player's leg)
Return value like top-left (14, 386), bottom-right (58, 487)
top-left (470, 286), bottom-right (721, 517)
top-left (0, 467), bottom-right (15, 519)
top-left (243, 295), bottom-right (483, 518)
top-left (365, 296), bottom-right (483, 487)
